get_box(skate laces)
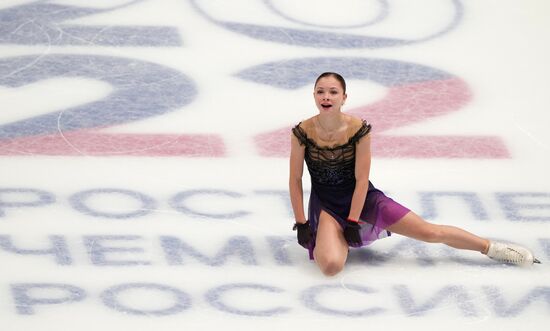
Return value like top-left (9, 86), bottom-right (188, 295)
top-left (493, 246), bottom-right (524, 264)
top-left (487, 242), bottom-right (541, 266)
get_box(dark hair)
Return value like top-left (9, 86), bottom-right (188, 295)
top-left (314, 72), bottom-right (346, 93)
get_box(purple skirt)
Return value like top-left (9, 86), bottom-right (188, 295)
top-left (304, 181), bottom-right (410, 260)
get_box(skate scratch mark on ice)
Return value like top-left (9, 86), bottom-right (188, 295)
top-left (276, 26), bottom-right (297, 46)
top-left (0, 21), bottom-right (51, 156)
top-left (54, 74), bottom-right (188, 156)
top-left (514, 123), bottom-right (550, 153)
top-left (1, 22), bottom-right (51, 80)
top-left (56, 111), bottom-right (87, 156)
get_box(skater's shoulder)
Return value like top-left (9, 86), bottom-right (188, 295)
top-left (294, 117), bottom-right (315, 134)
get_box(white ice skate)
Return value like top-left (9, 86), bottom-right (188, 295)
top-left (486, 242), bottom-right (541, 267)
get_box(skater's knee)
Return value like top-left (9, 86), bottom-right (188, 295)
top-left (319, 261), bottom-right (344, 277)
top-left (316, 255), bottom-right (345, 276)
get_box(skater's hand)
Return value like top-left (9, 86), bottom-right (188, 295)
top-left (344, 218), bottom-right (362, 246)
top-left (293, 221), bottom-right (312, 247)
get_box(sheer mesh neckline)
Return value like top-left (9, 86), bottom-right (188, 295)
top-left (294, 120), bottom-right (370, 150)
top-left (292, 120), bottom-right (371, 186)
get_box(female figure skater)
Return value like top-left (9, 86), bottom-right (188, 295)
top-left (289, 72), bottom-right (540, 276)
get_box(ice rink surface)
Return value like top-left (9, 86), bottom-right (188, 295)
top-left (1, 0), bottom-right (549, 330)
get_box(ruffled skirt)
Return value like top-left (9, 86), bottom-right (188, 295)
top-left (304, 181), bottom-right (410, 260)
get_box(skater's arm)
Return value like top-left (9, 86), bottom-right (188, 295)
top-left (289, 133), bottom-right (307, 223)
top-left (348, 133), bottom-right (372, 221)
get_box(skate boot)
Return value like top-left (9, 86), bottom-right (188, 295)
top-left (486, 242), bottom-right (541, 267)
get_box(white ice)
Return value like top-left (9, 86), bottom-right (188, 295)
top-left (0, 0), bottom-right (549, 330)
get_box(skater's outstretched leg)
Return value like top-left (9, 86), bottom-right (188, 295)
top-left (386, 211), bottom-right (540, 266)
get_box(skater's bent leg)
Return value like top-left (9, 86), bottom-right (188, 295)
top-left (386, 211), bottom-right (490, 253)
top-left (314, 210), bottom-right (349, 276)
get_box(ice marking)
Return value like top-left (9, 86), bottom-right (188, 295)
top-left (482, 286), bottom-right (550, 317)
top-left (0, 0), bottom-right (182, 46)
top-left (2, 187), bottom-right (549, 222)
top-left (161, 236), bottom-right (258, 266)
top-left (301, 284), bottom-right (385, 317)
top-left (0, 0), bottom-right (548, 328)
top-left (0, 54), bottom-right (196, 139)
top-left (189, 0), bottom-right (464, 48)
top-left (7, 282), bottom-right (550, 317)
top-left (0, 188), bottom-right (55, 217)
top-left (69, 188), bottom-right (156, 219)
top-left (205, 283), bottom-right (290, 316)
top-left (100, 283), bottom-right (192, 316)
top-left (394, 285), bottom-right (478, 317)
top-left (0, 54), bottom-right (227, 156)
top-left (238, 57), bottom-right (509, 158)
top-left (84, 235), bottom-right (152, 266)
top-left (1, 234), bottom-right (547, 267)
top-left (11, 283), bottom-right (86, 315)
top-left (419, 192), bottom-right (489, 221)
top-left (169, 189), bottom-right (251, 219)
top-left (0, 235), bottom-right (72, 265)
top-left (496, 193), bottom-right (550, 222)
top-left (262, 0), bottom-right (389, 29)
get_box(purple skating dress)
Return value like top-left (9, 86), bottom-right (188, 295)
top-left (292, 120), bottom-right (410, 259)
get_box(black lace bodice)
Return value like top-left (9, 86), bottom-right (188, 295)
top-left (292, 120), bottom-right (372, 186)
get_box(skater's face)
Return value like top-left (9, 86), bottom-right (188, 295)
top-left (314, 76), bottom-right (347, 114)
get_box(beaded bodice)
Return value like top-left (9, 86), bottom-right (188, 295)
top-left (292, 120), bottom-right (371, 186)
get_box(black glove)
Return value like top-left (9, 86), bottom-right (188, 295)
top-left (293, 221), bottom-right (312, 247)
top-left (343, 219), bottom-right (362, 246)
